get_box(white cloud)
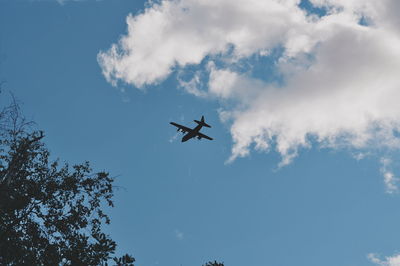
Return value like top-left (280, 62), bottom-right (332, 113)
top-left (226, 22), bottom-right (400, 164)
top-left (368, 253), bottom-right (400, 266)
top-left (98, 0), bottom-right (309, 87)
top-left (380, 158), bottom-right (400, 193)
top-left (178, 70), bottom-right (208, 98)
top-left (99, 0), bottom-right (400, 174)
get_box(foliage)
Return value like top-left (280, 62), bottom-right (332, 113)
top-left (0, 98), bottom-right (134, 265)
top-left (203, 260), bottom-right (224, 266)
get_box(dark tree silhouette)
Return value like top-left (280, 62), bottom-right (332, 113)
top-left (203, 260), bottom-right (224, 266)
top-left (0, 97), bottom-right (134, 265)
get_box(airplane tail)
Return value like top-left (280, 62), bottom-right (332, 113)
top-left (194, 115), bottom-right (211, 128)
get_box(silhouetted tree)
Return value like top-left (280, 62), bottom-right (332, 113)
top-left (203, 260), bottom-right (224, 266)
top-left (0, 96), bottom-right (134, 265)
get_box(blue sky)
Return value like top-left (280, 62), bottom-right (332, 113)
top-left (1, 0), bottom-right (400, 265)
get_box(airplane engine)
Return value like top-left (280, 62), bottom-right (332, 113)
top-left (197, 136), bottom-right (201, 140)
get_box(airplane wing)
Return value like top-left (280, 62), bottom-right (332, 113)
top-left (196, 132), bottom-right (213, 141)
top-left (170, 122), bottom-right (192, 133)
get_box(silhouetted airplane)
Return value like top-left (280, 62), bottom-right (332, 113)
top-left (170, 116), bottom-right (213, 142)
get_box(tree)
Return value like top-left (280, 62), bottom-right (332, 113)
top-left (0, 97), bottom-right (134, 265)
top-left (203, 261), bottom-right (224, 266)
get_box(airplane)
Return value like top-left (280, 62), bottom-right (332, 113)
top-left (170, 116), bottom-right (213, 142)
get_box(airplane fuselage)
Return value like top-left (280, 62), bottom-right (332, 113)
top-left (170, 115), bottom-right (213, 142)
top-left (182, 124), bottom-right (203, 142)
